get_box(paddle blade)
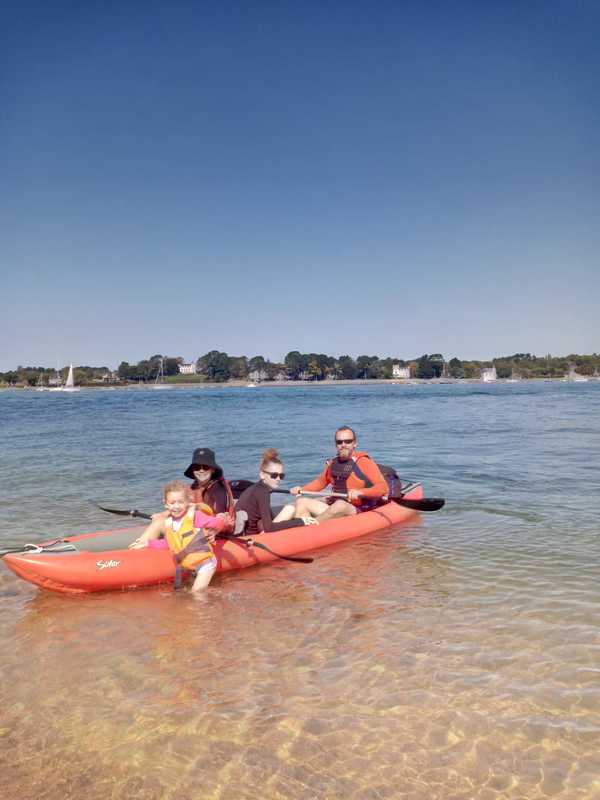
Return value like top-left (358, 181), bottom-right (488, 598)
top-left (394, 497), bottom-right (445, 512)
top-left (95, 504), bottom-right (152, 520)
top-left (230, 480), bottom-right (254, 499)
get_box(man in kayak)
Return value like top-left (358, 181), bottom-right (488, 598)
top-left (289, 426), bottom-right (388, 521)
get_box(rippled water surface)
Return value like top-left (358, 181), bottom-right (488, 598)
top-left (1, 382), bottom-right (599, 799)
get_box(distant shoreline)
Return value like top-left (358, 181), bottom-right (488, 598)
top-left (2, 377), bottom-right (595, 391)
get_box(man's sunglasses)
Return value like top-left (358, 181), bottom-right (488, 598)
top-left (335, 438), bottom-right (355, 445)
top-left (263, 471), bottom-right (285, 479)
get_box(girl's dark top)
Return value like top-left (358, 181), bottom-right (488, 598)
top-left (190, 479), bottom-right (229, 514)
top-left (235, 481), bottom-right (305, 536)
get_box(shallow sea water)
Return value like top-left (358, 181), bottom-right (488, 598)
top-left (1, 382), bottom-right (599, 799)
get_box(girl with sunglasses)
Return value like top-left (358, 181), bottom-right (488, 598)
top-left (235, 448), bottom-right (318, 536)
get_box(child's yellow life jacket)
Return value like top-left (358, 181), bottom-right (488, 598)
top-left (165, 506), bottom-right (214, 571)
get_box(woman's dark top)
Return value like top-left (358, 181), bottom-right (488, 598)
top-left (190, 479), bottom-right (229, 514)
top-left (235, 481), bottom-right (305, 536)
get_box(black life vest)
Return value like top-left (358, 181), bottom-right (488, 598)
top-left (329, 458), bottom-right (357, 495)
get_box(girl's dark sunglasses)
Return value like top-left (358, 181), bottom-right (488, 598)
top-left (264, 471), bottom-right (285, 479)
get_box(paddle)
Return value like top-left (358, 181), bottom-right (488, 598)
top-left (217, 533), bottom-right (313, 564)
top-left (1, 543), bottom-right (46, 557)
top-left (231, 479), bottom-right (443, 511)
top-left (271, 488), bottom-right (445, 512)
top-left (229, 479), bottom-right (254, 499)
top-left (1, 540), bottom-right (79, 557)
top-left (94, 503), bottom-right (152, 520)
top-left (94, 503), bottom-right (313, 564)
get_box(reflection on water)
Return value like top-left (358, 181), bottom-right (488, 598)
top-left (1, 383), bottom-right (600, 798)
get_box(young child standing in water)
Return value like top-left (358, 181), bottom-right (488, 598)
top-left (129, 480), bottom-right (224, 591)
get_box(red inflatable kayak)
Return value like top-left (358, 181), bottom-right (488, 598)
top-left (2, 484), bottom-right (424, 594)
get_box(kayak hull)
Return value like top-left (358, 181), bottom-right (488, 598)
top-left (2, 487), bottom-right (423, 594)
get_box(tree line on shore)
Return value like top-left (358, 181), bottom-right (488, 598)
top-left (2, 351), bottom-right (599, 386)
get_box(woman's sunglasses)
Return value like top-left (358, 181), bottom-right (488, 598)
top-left (263, 471), bottom-right (285, 479)
top-left (193, 465), bottom-right (213, 472)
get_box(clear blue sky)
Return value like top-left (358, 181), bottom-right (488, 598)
top-left (1, 0), bottom-right (598, 370)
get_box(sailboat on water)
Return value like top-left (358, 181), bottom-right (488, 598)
top-left (49, 364), bottom-right (80, 393)
top-left (152, 357), bottom-right (172, 389)
top-left (36, 372), bottom-right (50, 391)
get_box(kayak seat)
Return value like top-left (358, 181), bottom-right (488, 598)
top-left (65, 530), bottom-right (143, 553)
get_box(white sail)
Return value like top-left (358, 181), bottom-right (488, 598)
top-left (50, 363), bottom-right (80, 392)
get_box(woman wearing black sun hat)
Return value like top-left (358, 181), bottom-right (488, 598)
top-left (184, 447), bottom-right (235, 531)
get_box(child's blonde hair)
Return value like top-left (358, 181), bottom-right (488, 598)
top-left (162, 480), bottom-right (192, 503)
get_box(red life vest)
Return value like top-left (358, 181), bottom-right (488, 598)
top-left (190, 477), bottom-right (236, 533)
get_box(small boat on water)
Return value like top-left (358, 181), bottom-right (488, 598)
top-left (35, 372), bottom-right (50, 391)
top-left (152, 357), bottom-right (173, 389)
top-left (2, 483), bottom-right (426, 594)
top-left (49, 364), bottom-right (80, 393)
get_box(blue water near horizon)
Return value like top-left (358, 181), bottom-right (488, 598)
top-left (1, 380), bottom-right (599, 799)
top-left (1, 380), bottom-right (598, 540)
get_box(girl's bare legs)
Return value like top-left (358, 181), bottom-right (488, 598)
top-left (191, 558), bottom-right (217, 592)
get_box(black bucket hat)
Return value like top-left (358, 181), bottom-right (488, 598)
top-left (184, 447), bottom-right (223, 480)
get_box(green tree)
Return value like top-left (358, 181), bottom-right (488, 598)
top-left (248, 355), bottom-right (267, 373)
top-left (304, 353), bottom-right (333, 380)
top-left (429, 354), bottom-right (445, 378)
top-left (337, 355), bottom-right (358, 379)
top-left (494, 362), bottom-right (512, 379)
top-left (416, 355), bottom-right (435, 379)
top-left (198, 351), bottom-right (231, 382)
top-left (448, 357), bottom-right (464, 378)
top-left (163, 357), bottom-right (182, 376)
top-left (228, 356), bottom-right (249, 379)
top-left (356, 355), bottom-right (380, 379)
top-left (118, 361), bottom-right (135, 381)
top-left (264, 361), bottom-right (284, 380)
top-left (284, 351), bottom-right (307, 380)
top-left (306, 358), bottom-right (322, 380)
top-left (462, 361), bottom-right (480, 379)
top-left (376, 357), bottom-right (396, 379)
top-left (140, 359), bottom-right (158, 381)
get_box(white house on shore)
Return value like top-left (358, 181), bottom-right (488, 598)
top-left (178, 362), bottom-right (197, 375)
top-left (248, 369), bottom-right (269, 383)
top-left (392, 364), bottom-right (411, 379)
top-left (481, 367), bottom-right (497, 382)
